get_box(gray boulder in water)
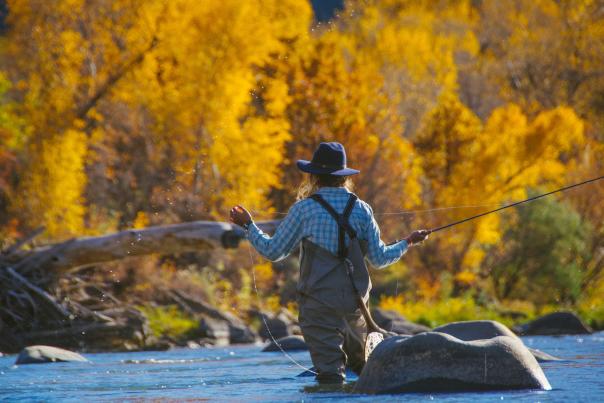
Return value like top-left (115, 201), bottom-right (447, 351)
top-left (433, 320), bottom-right (518, 341)
top-left (514, 311), bottom-right (592, 336)
top-left (15, 345), bottom-right (88, 365)
top-left (371, 308), bottom-right (430, 335)
top-left (355, 332), bottom-right (551, 394)
top-left (262, 335), bottom-right (308, 352)
top-left (433, 320), bottom-right (560, 362)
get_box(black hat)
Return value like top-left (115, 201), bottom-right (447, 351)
top-left (296, 142), bottom-right (360, 176)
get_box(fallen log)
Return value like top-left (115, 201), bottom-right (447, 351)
top-left (7, 220), bottom-right (280, 274)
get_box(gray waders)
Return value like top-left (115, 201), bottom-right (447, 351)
top-left (297, 193), bottom-right (381, 384)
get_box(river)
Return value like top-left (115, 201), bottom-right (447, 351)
top-left (1, 332), bottom-right (603, 401)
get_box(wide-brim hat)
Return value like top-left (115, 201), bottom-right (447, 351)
top-left (296, 142), bottom-right (360, 176)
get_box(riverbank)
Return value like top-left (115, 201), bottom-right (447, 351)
top-left (2, 241), bottom-right (602, 355)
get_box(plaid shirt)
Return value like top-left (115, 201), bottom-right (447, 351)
top-left (247, 187), bottom-right (408, 269)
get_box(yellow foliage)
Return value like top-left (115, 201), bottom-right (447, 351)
top-left (138, 305), bottom-right (198, 339)
top-left (454, 270), bottom-right (477, 286)
top-left (416, 277), bottom-right (441, 300)
top-left (265, 295), bottom-right (282, 314)
top-left (132, 212), bottom-right (149, 229)
top-left (252, 263), bottom-right (274, 290)
top-left (416, 92), bottom-right (585, 274)
top-left (6, 0), bottom-right (313, 229)
top-left (16, 129), bottom-right (87, 238)
top-left (379, 294), bottom-right (512, 328)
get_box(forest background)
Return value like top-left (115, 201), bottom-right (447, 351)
top-left (1, 0), bottom-right (603, 340)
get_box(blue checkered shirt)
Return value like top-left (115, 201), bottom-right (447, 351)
top-left (247, 187), bottom-right (408, 269)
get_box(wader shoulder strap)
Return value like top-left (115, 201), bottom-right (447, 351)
top-left (310, 193), bottom-right (358, 258)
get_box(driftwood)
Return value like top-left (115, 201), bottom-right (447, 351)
top-left (6, 267), bottom-right (70, 319)
top-left (10, 220), bottom-right (280, 273)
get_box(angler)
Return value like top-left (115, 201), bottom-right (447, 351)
top-left (230, 142), bottom-right (429, 384)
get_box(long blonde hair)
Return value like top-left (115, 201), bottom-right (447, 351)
top-left (296, 174), bottom-right (354, 200)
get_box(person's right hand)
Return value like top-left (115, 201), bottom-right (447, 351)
top-left (405, 229), bottom-right (430, 246)
top-left (229, 205), bottom-right (252, 228)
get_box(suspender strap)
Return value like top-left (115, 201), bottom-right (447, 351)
top-left (343, 193), bottom-right (357, 222)
top-left (310, 193), bottom-right (358, 258)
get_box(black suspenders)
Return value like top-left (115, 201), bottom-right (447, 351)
top-left (309, 193), bottom-right (387, 336)
top-left (310, 193), bottom-right (358, 258)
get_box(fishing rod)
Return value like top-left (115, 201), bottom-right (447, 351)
top-left (427, 174), bottom-right (604, 234)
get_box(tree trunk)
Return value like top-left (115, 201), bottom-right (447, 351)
top-left (8, 220), bottom-right (280, 274)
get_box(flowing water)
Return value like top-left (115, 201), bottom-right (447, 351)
top-left (1, 332), bottom-right (603, 402)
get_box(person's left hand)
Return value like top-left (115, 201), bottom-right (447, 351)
top-left (229, 205), bottom-right (252, 228)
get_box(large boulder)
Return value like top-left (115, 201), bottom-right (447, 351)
top-left (355, 333), bottom-right (551, 394)
top-left (371, 308), bottom-right (430, 335)
top-left (514, 311), bottom-right (592, 336)
top-left (15, 345), bottom-right (88, 365)
top-left (433, 320), bottom-right (560, 363)
top-left (262, 335), bottom-right (308, 352)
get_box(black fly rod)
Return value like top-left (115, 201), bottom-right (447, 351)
top-left (428, 175), bottom-right (604, 234)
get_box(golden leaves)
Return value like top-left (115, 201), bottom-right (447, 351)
top-left (16, 129), bottom-right (88, 238)
top-left (417, 92), bottom-right (586, 271)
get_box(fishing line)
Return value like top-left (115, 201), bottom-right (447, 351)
top-left (376, 203), bottom-right (504, 216)
top-left (246, 242), bottom-right (317, 375)
top-left (427, 175), bottom-right (604, 234)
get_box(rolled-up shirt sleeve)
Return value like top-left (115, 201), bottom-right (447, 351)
top-left (246, 202), bottom-right (304, 261)
top-left (364, 206), bottom-right (408, 269)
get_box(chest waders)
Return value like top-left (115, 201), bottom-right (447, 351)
top-left (297, 193), bottom-right (388, 383)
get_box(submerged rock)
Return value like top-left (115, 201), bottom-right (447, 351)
top-left (433, 320), bottom-right (518, 341)
top-left (15, 345), bottom-right (88, 365)
top-left (371, 308), bottom-right (430, 335)
top-left (514, 312), bottom-right (592, 336)
top-left (355, 333), bottom-right (551, 394)
top-left (262, 335), bottom-right (308, 352)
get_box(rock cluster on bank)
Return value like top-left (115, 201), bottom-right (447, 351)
top-left (514, 311), bottom-right (592, 335)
